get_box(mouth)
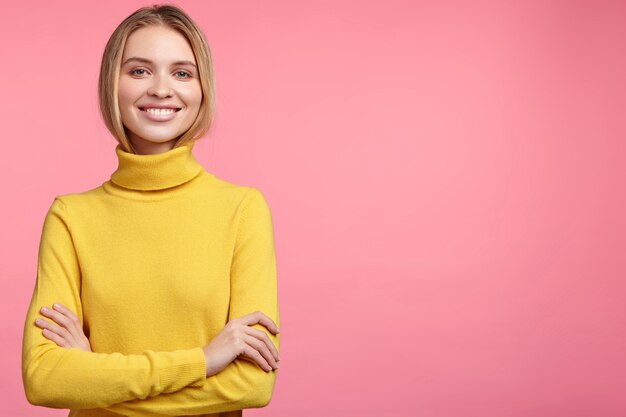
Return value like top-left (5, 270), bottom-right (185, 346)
top-left (137, 106), bottom-right (183, 122)
top-left (138, 107), bottom-right (182, 115)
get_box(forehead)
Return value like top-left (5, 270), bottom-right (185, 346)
top-left (122, 25), bottom-right (196, 63)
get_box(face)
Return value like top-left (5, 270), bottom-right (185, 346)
top-left (118, 25), bottom-right (202, 154)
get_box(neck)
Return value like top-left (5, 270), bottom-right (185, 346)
top-left (110, 140), bottom-right (204, 191)
top-left (128, 136), bottom-right (178, 155)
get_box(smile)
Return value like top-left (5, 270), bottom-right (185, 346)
top-left (138, 106), bottom-right (182, 122)
top-left (139, 107), bottom-right (181, 114)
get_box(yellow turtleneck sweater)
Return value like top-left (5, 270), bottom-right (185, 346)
top-left (22, 141), bottom-right (280, 417)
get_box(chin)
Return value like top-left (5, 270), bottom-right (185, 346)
top-left (133, 130), bottom-right (184, 143)
top-left (144, 136), bottom-right (180, 143)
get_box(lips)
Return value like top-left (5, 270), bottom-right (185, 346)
top-left (138, 103), bottom-right (181, 109)
top-left (142, 108), bottom-right (179, 115)
top-left (138, 106), bottom-right (182, 122)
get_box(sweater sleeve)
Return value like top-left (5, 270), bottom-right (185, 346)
top-left (103, 187), bottom-right (281, 416)
top-left (22, 198), bottom-right (207, 410)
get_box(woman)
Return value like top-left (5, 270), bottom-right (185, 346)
top-left (21, 5), bottom-right (281, 417)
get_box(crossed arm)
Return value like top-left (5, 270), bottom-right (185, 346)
top-left (23, 189), bottom-right (281, 415)
top-left (34, 303), bottom-right (280, 416)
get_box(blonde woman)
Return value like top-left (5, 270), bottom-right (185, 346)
top-left (22, 5), bottom-right (281, 417)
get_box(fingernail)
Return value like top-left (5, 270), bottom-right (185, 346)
top-left (53, 303), bottom-right (61, 309)
top-left (41, 307), bottom-right (49, 312)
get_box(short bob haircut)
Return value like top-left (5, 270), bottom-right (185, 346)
top-left (98, 4), bottom-right (215, 154)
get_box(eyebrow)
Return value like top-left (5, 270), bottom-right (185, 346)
top-left (121, 57), bottom-right (197, 68)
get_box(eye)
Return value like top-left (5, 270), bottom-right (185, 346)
top-left (175, 70), bottom-right (192, 79)
top-left (130, 68), bottom-right (149, 76)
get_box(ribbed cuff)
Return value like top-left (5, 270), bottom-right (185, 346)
top-left (147, 347), bottom-right (207, 393)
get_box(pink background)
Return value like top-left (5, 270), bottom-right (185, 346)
top-left (2, 1), bottom-right (625, 416)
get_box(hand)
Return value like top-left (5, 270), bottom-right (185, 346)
top-left (34, 303), bottom-right (92, 352)
top-left (203, 311), bottom-right (280, 376)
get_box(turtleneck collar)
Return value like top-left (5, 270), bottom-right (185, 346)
top-left (110, 141), bottom-right (204, 191)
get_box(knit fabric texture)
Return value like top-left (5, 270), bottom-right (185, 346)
top-left (22, 141), bottom-right (280, 417)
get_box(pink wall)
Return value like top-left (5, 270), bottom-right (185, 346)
top-left (2, 1), bottom-right (625, 416)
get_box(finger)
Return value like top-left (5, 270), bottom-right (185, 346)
top-left (40, 306), bottom-right (74, 329)
top-left (36, 317), bottom-right (91, 352)
top-left (42, 303), bottom-right (91, 352)
top-left (53, 304), bottom-right (91, 350)
top-left (254, 311), bottom-right (280, 334)
top-left (242, 343), bottom-right (273, 372)
top-left (237, 311), bottom-right (280, 334)
top-left (42, 328), bottom-right (71, 348)
top-left (37, 318), bottom-right (71, 340)
top-left (52, 303), bottom-right (83, 333)
top-left (35, 318), bottom-right (70, 348)
top-left (245, 326), bottom-right (280, 362)
top-left (244, 333), bottom-right (278, 369)
top-left (39, 307), bottom-right (79, 346)
top-left (35, 317), bottom-right (67, 337)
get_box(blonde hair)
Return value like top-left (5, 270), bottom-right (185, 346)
top-left (98, 4), bottom-right (215, 153)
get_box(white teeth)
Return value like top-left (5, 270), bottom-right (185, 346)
top-left (144, 108), bottom-right (176, 115)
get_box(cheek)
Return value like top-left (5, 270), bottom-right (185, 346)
top-left (117, 80), bottom-right (142, 127)
top-left (181, 82), bottom-right (203, 110)
top-left (117, 79), bottom-right (140, 110)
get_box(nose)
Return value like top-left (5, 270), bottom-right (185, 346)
top-left (147, 75), bottom-right (173, 98)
